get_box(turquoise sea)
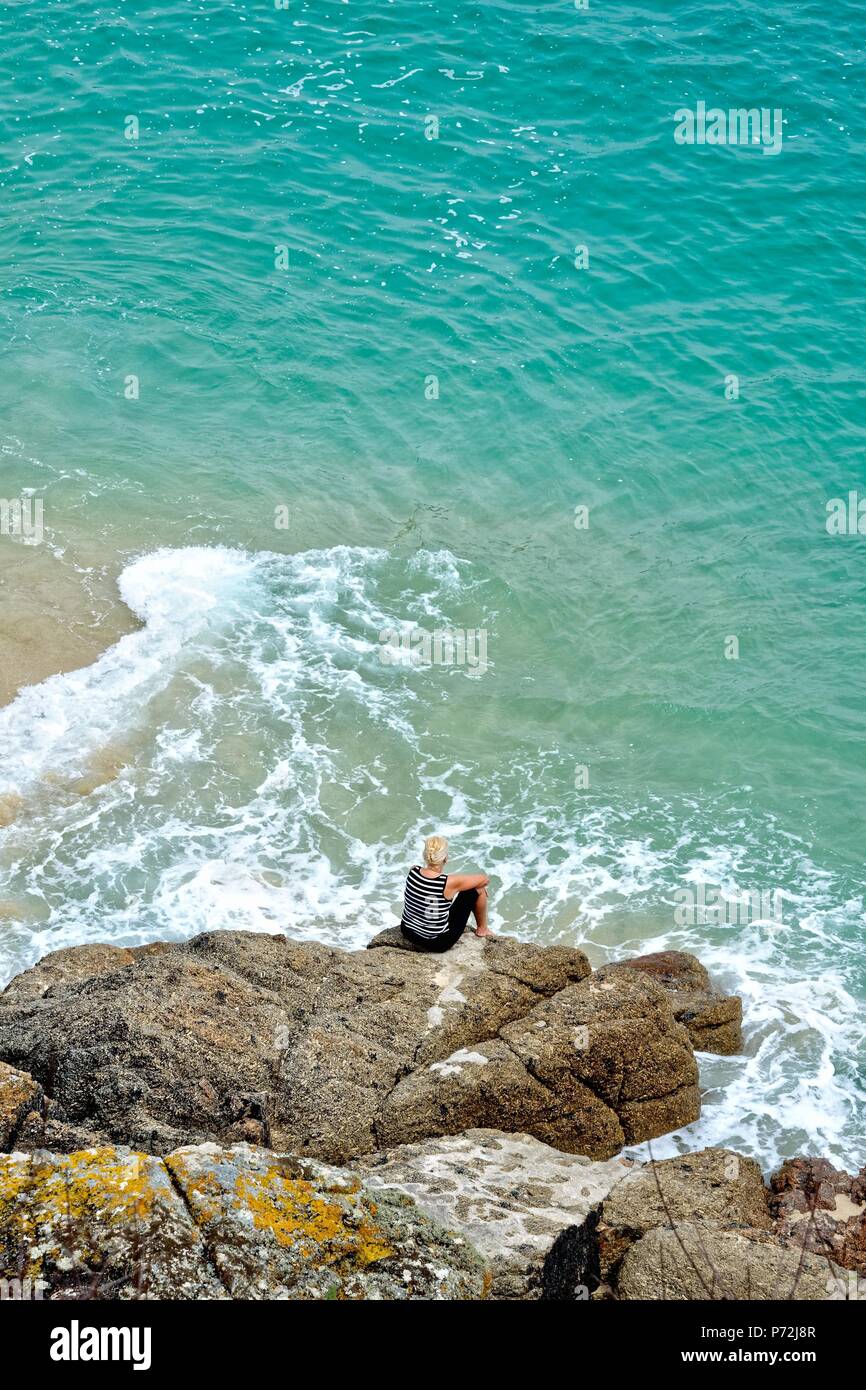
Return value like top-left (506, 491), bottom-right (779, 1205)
top-left (1, 0), bottom-right (864, 1171)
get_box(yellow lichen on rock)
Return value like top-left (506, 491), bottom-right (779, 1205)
top-left (0, 1147), bottom-right (157, 1277)
top-left (0, 1145), bottom-right (227, 1299)
top-left (161, 1144), bottom-right (486, 1298)
top-left (234, 1168), bottom-right (394, 1265)
top-left (0, 1143), bottom-right (487, 1299)
top-left (163, 1163), bottom-right (223, 1226)
top-left (0, 1159), bottom-right (35, 1260)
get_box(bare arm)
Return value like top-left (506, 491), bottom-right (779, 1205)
top-left (445, 872), bottom-right (489, 893)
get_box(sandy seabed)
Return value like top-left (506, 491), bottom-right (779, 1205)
top-left (0, 544), bottom-right (134, 707)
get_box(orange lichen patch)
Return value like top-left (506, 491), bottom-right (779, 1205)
top-left (0, 1147), bottom-right (158, 1277)
top-left (165, 1149), bottom-right (396, 1272)
top-left (163, 1159), bottom-right (224, 1225)
top-left (234, 1169), bottom-right (395, 1266)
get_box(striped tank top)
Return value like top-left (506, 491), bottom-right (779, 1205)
top-left (402, 866), bottom-right (451, 938)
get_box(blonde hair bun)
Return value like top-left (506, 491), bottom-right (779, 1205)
top-left (423, 834), bottom-right (448, 868)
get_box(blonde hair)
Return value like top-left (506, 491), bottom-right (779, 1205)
top-left (423, 834), bottom-right (448, 869)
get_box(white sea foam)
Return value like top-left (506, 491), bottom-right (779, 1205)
top-left (0, 546), bottom-right (257, 799)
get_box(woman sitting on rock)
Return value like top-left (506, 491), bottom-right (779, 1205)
top-left (401, 835), bottom-right (493, 953)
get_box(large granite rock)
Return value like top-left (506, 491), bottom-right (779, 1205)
top-left (614, 951), bottom-right (742, 1054)
top-left (616, 1223), bottom-right (850, 1301)
top-left (355, 1126), bottom-right (634, 1298)
top-left (375, 961), bottom-right (700, 1158)
top-left (770, 1155), bottom-right (866, 1276)
top-left (596, 1146), bottom-right (861, 1301)
top-left (0, 1142), bottom-right (487, 1300)
top-left (596, 1146), bottom-right (772, 1285)
top-left (0, 930), bottom-right (700, 1163)
top-left (0, 942), bottom-right (170, 1004)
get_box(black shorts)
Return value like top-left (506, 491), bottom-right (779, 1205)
top-left (401, 888), bottom-right (479, 954)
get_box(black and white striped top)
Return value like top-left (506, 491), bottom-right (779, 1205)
top-left (402, 865), bottom-right (451, 937)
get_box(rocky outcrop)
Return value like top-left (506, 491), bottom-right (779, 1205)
top-left (355, 1127), bottom-right (634, 1298)
top-left (356, 1137), bottom-right (861, 1301)
top-left (615, 951), bottom-right (742, 1054)
top-left (0, 1142), bottom-right (487, 1300)
top-left (0, 929), bottom-right (701, 1163)
top-left (616, 1224), bottom-right (848, 1301)
top-left (596, 1146), bottom-right (773, 1287)
top-left (771, 1156), bottom-right (866, 1276)
top-left (374, 958), bottom-right (700, 1159)
top-left (8, 924), bottom-right (864, 1304)
top-left (3, 1130), bottom-right (861, 1301)
top-left (592, 1146), bottom-right (859, 1300)
top-left (0, 942), bottom-right (171, 1004)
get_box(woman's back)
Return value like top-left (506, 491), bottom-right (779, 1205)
top-left (398, 834), bottom-right (493, 953)
top-left (402, 865), bottom-right (451, 938)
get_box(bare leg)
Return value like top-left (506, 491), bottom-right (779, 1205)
top-left (473, 887), bottom-right (494, 937)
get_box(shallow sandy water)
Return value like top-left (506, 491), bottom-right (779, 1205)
top-left (0, 544), bottom-right (135, 708)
